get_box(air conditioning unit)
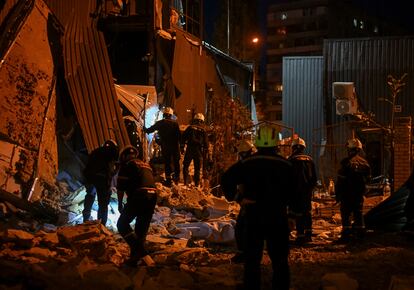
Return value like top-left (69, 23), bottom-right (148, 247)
top-left (333, 82), bottom-right (355, 99)
top-left (336, 99), bottom-right (358, 115)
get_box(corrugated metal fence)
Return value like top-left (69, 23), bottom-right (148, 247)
top-left (283, 56), bottom-right (325, 177)
top-left (44, 0), bottom-right (129, 152)
top-left (324, 36), bottom-right (414, 128)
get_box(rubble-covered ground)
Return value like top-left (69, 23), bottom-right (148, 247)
top-left (1, 182), bottom-right (414, 290)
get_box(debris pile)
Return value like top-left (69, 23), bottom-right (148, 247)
top-left (1, 179), bottom-right (413, 289)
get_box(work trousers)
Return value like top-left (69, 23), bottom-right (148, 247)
top-left (183, 146), bottom-right (203, 185)
top-left (82, 181), bottom-right (111, 225)
top-left (292, 189), bottom-right (313, 238)
top-left (162, 146), bottom-right (180, 182)
top-left (243, 204), bottom-right (290, 290)
top-left (117, 192), bottom-right (157, 255)
top-left (340, 194), bottom-right (365, 237)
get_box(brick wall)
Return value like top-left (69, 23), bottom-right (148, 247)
top-left (393, 117), bottom-right (412, 190)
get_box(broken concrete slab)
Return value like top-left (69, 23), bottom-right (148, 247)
top-left (388, 275), bottom-right (414, 290)
top-left (81, 264), bottom-right (132, 290)
top-left (320, 272), bottom-right (358, 290)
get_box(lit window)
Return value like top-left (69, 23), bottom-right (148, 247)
top-left (353, 18), bottom-right (358, 27)
top-left (374, 26), bottom-right (378, 33)
top-left (281, 12), bottom-right (287, 20)
top-left (359, 20), bottom-right (364, 29)
top-left (275, 84), bottom-right (283, 92)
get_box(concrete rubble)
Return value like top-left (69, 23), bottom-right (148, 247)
top-left (0, 180), bottom-right (413, 289)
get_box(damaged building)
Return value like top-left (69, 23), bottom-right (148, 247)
top-left (0, 0), bottom-right (256, 204)
top-left (1, 1), bottom-right (414, 289)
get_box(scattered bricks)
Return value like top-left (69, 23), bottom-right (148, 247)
top-left (4, 229), bottom-right (36, 248)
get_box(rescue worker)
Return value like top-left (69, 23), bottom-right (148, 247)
top-left (116, 146), bottom-right (157, 266)
top-left (123, 115), bottom-right (144, 159)
top-left (288, 137), bottom-right (317, 245)
top-left (181, 113), bottom-right (208, 187)
top-left (335, 138), bottom-right (371, 242)
top-left (230, 139), bottom-right (256, 263)
top-left (143, 107), bottom-right (181, 186)
top-left (82, 139), bottom-right (119, 226)
top-left (220, 124), bottom-right (294, 290)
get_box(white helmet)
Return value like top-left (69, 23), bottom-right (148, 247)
top-left (346, 138), bottom-right (362, 150)
top-left (236, 139), bottom-right (255, 154)
top-left (291, 137), bottom-right (306, 149)
top-left (163, 107), bottom-right (174, 116)
top-left (194, 113), bottom-right (205, 122)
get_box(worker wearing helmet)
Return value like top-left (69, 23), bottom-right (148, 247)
top-left (220, 124), bottom-right (294, 290)
top-left (235, 139), bottom-right (256, 160)
top-left (181, 113), bottom-right (208, 187)
top-left (335, 138), bottom-right (371, 242)
top-left (288, 137), bottom-right (317, 245)
top-left (226, 138), bottom-right (257, 264)
top-left (123, 115), bottom-right (144, 159)
top-left (143, 107), bottom-right (181, 186)
top-left (116, 145), bottom-right (157, 266)
top-left (82, 139), bottom-right (119, 226)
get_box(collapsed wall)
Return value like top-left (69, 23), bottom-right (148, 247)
top-left (0, 0), bottom-right (60, 202)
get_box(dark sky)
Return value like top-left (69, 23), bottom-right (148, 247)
top-left (203, 0), bottom-right (220, 44)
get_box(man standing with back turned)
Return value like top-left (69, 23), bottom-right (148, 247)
top-left (144, 107), bottom-right (181, 186)
top-left (221, 124), bottom-right (294, 290)
top-left (335, 138), bottom-right (371, 242)
top-left (288, 137), bottom-right (317, 245)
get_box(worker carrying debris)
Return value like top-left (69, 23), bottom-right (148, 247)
top-left (335, 138), bottom-right (371, 242)
top-left (220, 124), bottom-right (294, 290)
top-left (143, 107), bottom-right (181, 186)
top-left (181, 113), bottom-right (208, 187)
top-left (116, 145), bottom-right (157, 266)
top-left (288, 137), bottom-right (317, 245)
top-left (82, 139), bottom-right (119, 226)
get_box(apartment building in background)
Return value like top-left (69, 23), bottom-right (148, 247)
top-left (264, 0), bottom-right (410, 121)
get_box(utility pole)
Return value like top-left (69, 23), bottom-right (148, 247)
top-left (227, 0), bottom-right (230, 55)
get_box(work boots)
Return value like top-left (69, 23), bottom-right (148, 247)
top-left (123, 232), bottom-right (147, 266)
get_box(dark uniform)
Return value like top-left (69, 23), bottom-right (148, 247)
top-left (335, 140), bottom-right (371, 241)
top-left (144, 116), bottom-right (181, 185)
top-left (123, 116), bottom-right (144, 158)
top-left (117, 147), bottom-right (157, 265)
top-left (221, 147), bottom-right (294, 290)
top-left (288, 146), bottom-right (317, 243)
top-left (182, 119), bottom-right (208, 186)
top-left (82, 140), bottom-right (119, 225)
top-left (229, 140), bottom-right (256, 263)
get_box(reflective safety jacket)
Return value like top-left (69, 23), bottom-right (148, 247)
top-left (144, 119), bottom-right (181, 152)
top-left (220, 150), bottom-right (294, 214)
top-left (117, 158), bottom-right (156, 196)
top-left (335, 153), bottom-right (371, 202)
